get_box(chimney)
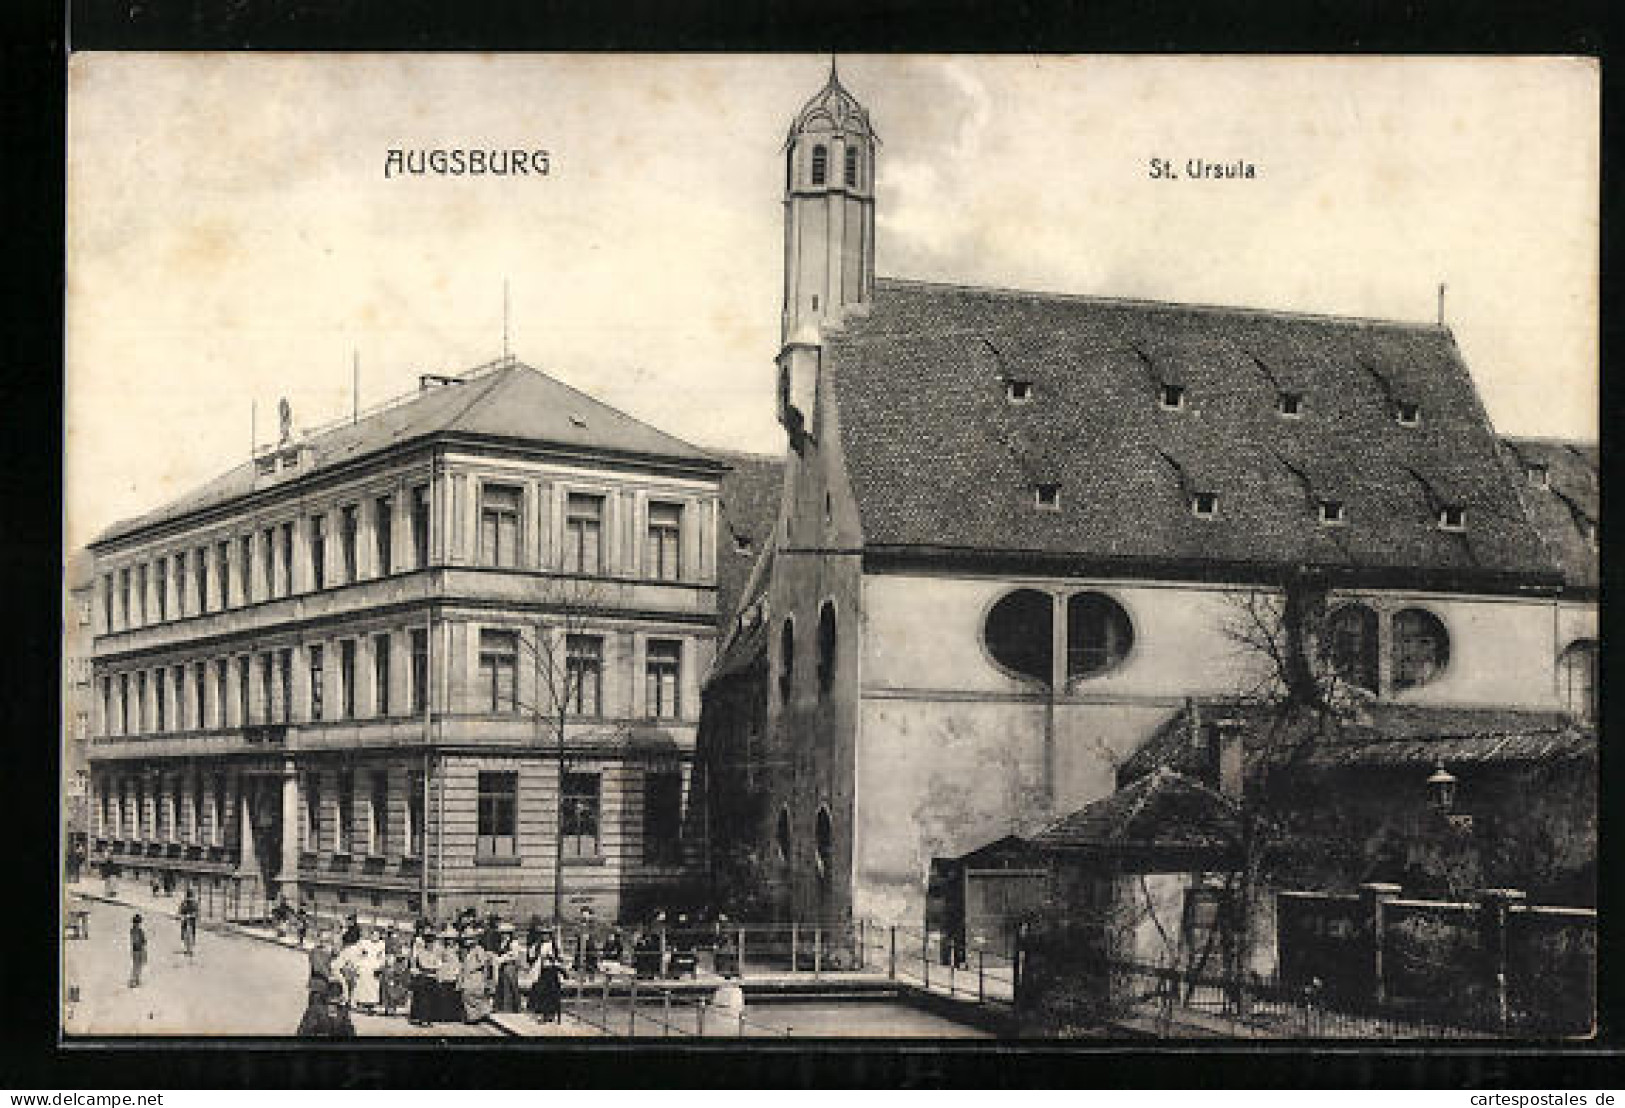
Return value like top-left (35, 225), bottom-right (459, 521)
top-left (1208, 719), bottom-right (1245, 801)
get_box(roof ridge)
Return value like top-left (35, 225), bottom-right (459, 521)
top-left (501, 361), bottom-right (720, 461)
top-left (872, 274), bottom-right (1448, 333)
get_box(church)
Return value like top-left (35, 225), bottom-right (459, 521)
top-left (697, 65), bottom-right (1597, 938)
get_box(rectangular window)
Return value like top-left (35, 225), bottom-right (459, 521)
top-left (564, 493), bottom-right (604, 575)
top-left (340, 506), bottom-right (359, 582)
top-left (216, 541), bottom-right (231, 608)
top-left (102, 574), bottom-right (114, 632)
top-left (646, 639), bottom-right (681, 720)
top-left (118, 568), bottom-right (131, 628)
top-left (368, 771), bottom-right (388, 856)
top-left (479, 484), bottom-right (521, 568)
top-left (136, 564), bottom-right (148, 624)
top-left (478, 630), bottom-right (519, 713)
top-left (155, 558), bottom-right (168, 621)
top-left (340, 640), bottom-right (356, 718)
top-left (375, 496), bottom-right (394, 576)
top-left (336, 770), bottom-right (354, 855)
top-left (406, 770), bottom-right (425, 857)
top-left (193, 662), bottom-right (206, 728)
top-left (643, 771), bottom-right (683, 864)
top-left (240, 534), bottom-right (254, 600)
top-left (1035, 483), bottom-right (1061, 511)
top-left (566, 634), bottom-right (603, 716)
top-left (237, 657), bottom-right (251, 725)
top-left (172, 665), bottom-right (185, 730)
top-left (259, 653), bottom-right (274, 724)
top-left (280, 523), bottom-right (294, 595)
top-left (1159, 383), bottom-right (1187, 410)
top-left (156, 781), bottom-right (170, 841)
top-left (101, 678), bottom-right (112, 737)
top-left (262, 527), bottom-right (277, 597)
top-left (214, 660), bottom-right (229, 726)
top-left (136, 672), bottom-right (148, 733)
top-left (117, 673), bottom-right (129, 734)
top-left (476, 771), bottom-right (519, 858)
top-left (411, 484), bottom-right (431, 568)
top-left (310, 515), bottom-right (327, 590)
top-left (309, 645), bottom-right (324, 721)
top-left (561, 771), bottom-right (601, 859)
top-left (154, 671), bottom-right (167, 732)
top-left (409, 629), bottom-right (428, 714)
top-left (210, 773), bottom-right (225, 847)
top-left (175, 553), bottom-right (188, 617)
top-left (646, 502), bottom-right (683, 581)
top-left (304, 774), bottom-right (320, 852)
top-left (279, 649), bottom-right (293, 723)
top-left (196, 547), bottom-right (209, 612)
top-left (374, 634), bottom-right (391, 717)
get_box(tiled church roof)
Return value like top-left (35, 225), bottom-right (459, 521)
top-left (94, 360), bottom-right (722, 546)
top-left (825, 278), bottom-right (1560, 588)
top-left (710, 450), bottom-right (784, 630)
top-left (1500, 437), bottom-right (1599, 593)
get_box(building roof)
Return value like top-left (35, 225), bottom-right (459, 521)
top-left (824, 278), bottom-right (1559, 588)
top-left (94, 359), bottom-right (722, 547)
top-left (1030, 767), bottom-right (1241, 856)
top-left (1500, 437), bottom-right (1599, 593)
top-left (786, 61), bottom-right (876, 144)
top-left (711, 450), bottom-right (784, 631)
top-left (1118, 699), bottom-right (1593, 785)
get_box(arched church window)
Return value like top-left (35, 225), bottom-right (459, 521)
top-left (1066, 592), bottom-right (1134, 680)
top-left (1558, 639), bottom-right (1598, 721)
top-left (1392, 608), bottom-right (1450, 691)
top-left (775, 806), bottom-right (792, 864)
top-left (1323, 603), bottom-right (1379, 692)
top-left (779, 618), bottom-right (796, 704)
top-left (844, 147), bottom-right (858, 188)
top-left (811, 145), bottom-right (828, 186)
top-left (815, 806), bottom-right (833, 880)
top-left (817, 601), bottom-right (837, 694)
top-left (983, 589), bottom-right (1054, 684)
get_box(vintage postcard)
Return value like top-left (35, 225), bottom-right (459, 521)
top-left (62, 54), bottom-right (1598, 1041)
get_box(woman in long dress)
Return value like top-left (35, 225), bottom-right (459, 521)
top-left (493, 924), bottom-right (522, 1013)
top-left (458, 934), bottom-right (494, 1022)
top-left (350, 927), bottom-right (385, 1012)
top-left (434, 926), bottom-right (464, 1022)
top-left (536, 957), bottom-right (567, 1024)
top-left (407, 929), bottom-right (440, 1026)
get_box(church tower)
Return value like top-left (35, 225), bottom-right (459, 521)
top-left (780, 61), bottom-right (877, 344)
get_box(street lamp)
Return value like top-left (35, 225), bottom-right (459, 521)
top-left (1425, 762), bottom-right (1458, 814)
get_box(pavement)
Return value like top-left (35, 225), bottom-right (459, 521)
top-left (61, 886), bottom-right (497, 1038)
top-left (61, 878), bottom-right (1006, 1039)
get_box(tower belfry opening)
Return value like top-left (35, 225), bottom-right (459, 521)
top-left (780, 61), bottom-right (878, 346)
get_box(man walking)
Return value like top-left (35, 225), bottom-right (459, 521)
top-left (128, 914), bottom-right (147, 988)
top-left (179, 887), bottom-right (200, 958)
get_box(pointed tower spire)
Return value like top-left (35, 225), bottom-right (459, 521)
top-left (780, 59), bottom-right (877, 346)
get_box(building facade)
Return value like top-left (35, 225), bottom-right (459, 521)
top-left (699, 69), bottom-right (1596, 931)
top-left (87, 358), bottom-right (726, 923)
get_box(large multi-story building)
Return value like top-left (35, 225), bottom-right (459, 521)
top-left (86, 357), bottom-right (728, 923)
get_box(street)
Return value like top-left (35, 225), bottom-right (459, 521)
top-left (61, 895), bottom-right (497, 1038)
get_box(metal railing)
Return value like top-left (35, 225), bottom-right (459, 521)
top-left (562, 976), bottom-right (793, 1038)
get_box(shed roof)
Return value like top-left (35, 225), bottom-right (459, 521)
top-left (1031, 767), bottom-right (1241, 855)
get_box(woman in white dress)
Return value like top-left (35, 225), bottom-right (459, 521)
top-left (350, 927), bottom-right (385, 1011)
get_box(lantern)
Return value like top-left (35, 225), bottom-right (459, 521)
top-left (1426, 763), bottom-right (1458, 814)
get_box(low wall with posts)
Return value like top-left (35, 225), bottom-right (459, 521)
top-left (1277, 885), bottom-right (1594, 1035)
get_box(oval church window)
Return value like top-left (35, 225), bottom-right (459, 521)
top-left (983, 589), bottom-right (1054, 684)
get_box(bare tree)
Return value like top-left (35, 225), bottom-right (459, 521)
top-left (507, 574), bottom-right (618, 923)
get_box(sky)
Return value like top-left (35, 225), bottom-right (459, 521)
top-left (65, 54), bottom-right (1598, 553)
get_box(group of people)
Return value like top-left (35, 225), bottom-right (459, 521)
top-left (296, 908), bottom-right (588, 1034)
